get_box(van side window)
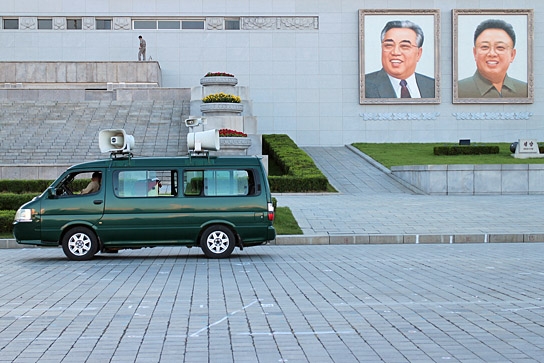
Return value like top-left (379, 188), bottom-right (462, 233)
top-left (184, 169), bottom-right (258, 197)
top-left (56, 171), bottom-right (102, 197)
top-left (114, 170), bottom-right (178, 198)
top-left (184, 171), bottom-right (204, 196)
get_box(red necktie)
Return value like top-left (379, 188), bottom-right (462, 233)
top-left (400, 80), bottom-right (411, 98)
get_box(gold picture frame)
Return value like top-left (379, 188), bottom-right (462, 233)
top-left (359, 9), bottom-right (440, 104)
top-left (453, 9), bottom-right (534, 104)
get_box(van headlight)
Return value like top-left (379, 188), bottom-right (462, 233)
top-left (15, 208), bottom-right (33, 222)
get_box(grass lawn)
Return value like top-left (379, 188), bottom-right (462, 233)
top-left (274, 206), bottom-right (303, 235)
top-left (352, 142), bottom-right (544, 169)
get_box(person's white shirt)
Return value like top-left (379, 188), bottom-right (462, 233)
top-left (387, 73), bottom-right (421, 98)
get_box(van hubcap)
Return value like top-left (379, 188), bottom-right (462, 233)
top-left (68, 233), bottom-right (92, 256)
top-left (206, 231), bottom-right (229, 254)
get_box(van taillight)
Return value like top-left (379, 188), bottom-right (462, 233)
top-left (267, 202), bottom-right (275, 221)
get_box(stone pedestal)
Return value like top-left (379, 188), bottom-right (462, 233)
top-left (189, 74), bottom-right (262, 157)
top-left (219, 137), bottom-right (252, 155)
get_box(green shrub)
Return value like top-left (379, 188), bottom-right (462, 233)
top-left (0, 179), bottom-right (89, 194)
top-left (268, 176), bottom-right (327, 193)
top-left (0, 193), bottom-right (39, 210)
top-left (0, 210), bottom-right (15, 234)
top-left (0, 180), bottom-right (53, 193)
top-left (433, 145), bottom-right (500, 156)
top-left (263, 134), bottom-right (328, 192)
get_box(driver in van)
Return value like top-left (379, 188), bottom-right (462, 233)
top-left (81, 172), bottom-right (102, 194)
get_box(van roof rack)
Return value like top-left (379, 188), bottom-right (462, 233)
top-left (109, 151), bottom-right (133, 159)
top-left (188, 150), bottom-right (211, 159)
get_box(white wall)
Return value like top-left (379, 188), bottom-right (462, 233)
top-left (0, 0), bottom-right (542, 146)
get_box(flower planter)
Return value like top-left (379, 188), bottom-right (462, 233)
top-left (200, 76), bottom-right (238, 87)
top-left (200, 102), bottom-right (243, 115)
top-left (219, 137), bottom-right (252, 155)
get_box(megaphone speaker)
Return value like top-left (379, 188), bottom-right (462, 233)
top-left (99, 129), bottom-right (135, 153)
top-left (187, 129), bottom-right (220, 151)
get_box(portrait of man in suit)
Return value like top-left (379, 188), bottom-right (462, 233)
top-left (365, 20), bottom-right (435, 99)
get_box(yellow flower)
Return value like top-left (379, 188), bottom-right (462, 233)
top-left (202, 92), bottom-right (241, 103)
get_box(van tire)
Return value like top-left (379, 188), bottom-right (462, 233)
top-left (200, 225), bottom-right (236, 259)
top-left (62, 227), bottom-right (98, 261)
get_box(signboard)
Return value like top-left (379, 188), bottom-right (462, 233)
top-left (513, 139), bottom-right (544, 159)
top-left (518, 139), bottom-right (539, 154)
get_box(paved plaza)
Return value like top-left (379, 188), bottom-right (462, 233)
top-left (275, 147), bottom-right (544, 240)
top-left (0, 243), bottom-right (543, 362)
top-left (2, 146), bottom-right (544, 362)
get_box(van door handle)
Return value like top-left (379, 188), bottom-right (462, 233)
top-left (93, 200), bottom-right (103, 205)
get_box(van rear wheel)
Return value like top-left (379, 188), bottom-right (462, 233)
top-left (62, 227), bottom-right (98, 261)
top-left (200, 225), bottom-right (236, 258)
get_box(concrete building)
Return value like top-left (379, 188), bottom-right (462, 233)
top-left (0, 1), bottom-right (542, 146)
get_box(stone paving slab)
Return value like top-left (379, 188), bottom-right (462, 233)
top-left (0, 244), bottom-right (543, 362)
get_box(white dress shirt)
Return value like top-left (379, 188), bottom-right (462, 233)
top-left (387, 73), bottom-right (421, 98)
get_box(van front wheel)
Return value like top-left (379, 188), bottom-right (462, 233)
top-left (200, 225), bottom-right (236, 259)
top-left (62, 227), bottom-right (98, 261)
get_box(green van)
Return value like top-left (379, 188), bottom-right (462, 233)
top-left (13, 155), bottom-right (276, 260)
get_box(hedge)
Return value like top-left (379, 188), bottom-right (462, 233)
top-left (263, 134), bottom-right (328, 192)
top-left (0, 210), bottom-right (15, 234)
top-left (268, 176), bottom-right (328, 193)
top-left (433, 145), bottom-right (500, 156)
top-left (0, 180), bottom-right (53, 193)
top-left (0, 193), bottom-right (39, 210)
top-left (0, 179), bottom-right (88, 193)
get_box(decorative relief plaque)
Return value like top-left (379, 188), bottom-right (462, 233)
top-left (452, 112), bottom-right (533, 120)
top-left (360, 112), bottom-right (440, 121)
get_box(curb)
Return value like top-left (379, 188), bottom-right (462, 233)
top-left (272, 234), bottom-right (544, 245)
top-left (3, 234), bottom-right (544, 249)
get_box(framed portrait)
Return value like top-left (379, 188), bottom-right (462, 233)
top-left (453, 9), bottom-right (534, 104)
top-left (358, 9), bottom-right (440, 104)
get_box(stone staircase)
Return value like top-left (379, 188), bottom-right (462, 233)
top-left (0, 100), bottom-right (191, 179)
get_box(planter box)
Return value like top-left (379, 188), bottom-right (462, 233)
top-left (201, 102), bottom-right (243, 115)
top-left (219, 137), bottom-right (252, 155)
top-left (200, 76), bottom-right (238, 87)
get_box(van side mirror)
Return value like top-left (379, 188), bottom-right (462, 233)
top-left (47, 187), bottom-right (59, 199)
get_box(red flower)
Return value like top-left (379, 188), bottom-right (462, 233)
top-left (205, 72), bottom-right (234, 77)
top-left (218, 128), bottom-right (247, 137)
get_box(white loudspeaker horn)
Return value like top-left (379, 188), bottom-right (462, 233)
top-left (99, 129), bottom-right (135, 153)
top-left (187, 129), bottom-right (220, 152)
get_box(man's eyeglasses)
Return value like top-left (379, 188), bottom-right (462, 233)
top-left (475, 42), bottom-right (512, 55)
top-left (382, 41), bottom-right (419, 53)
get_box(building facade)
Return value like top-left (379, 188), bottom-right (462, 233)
top-left (0, 0), bottom-right (542, 146)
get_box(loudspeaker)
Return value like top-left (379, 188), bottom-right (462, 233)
top-left (99, 129), bottom-right (135, 153)
top-left (184, 117), bottom-right (207, 127)
top-left (187, 129), bottom-right (220, 151)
